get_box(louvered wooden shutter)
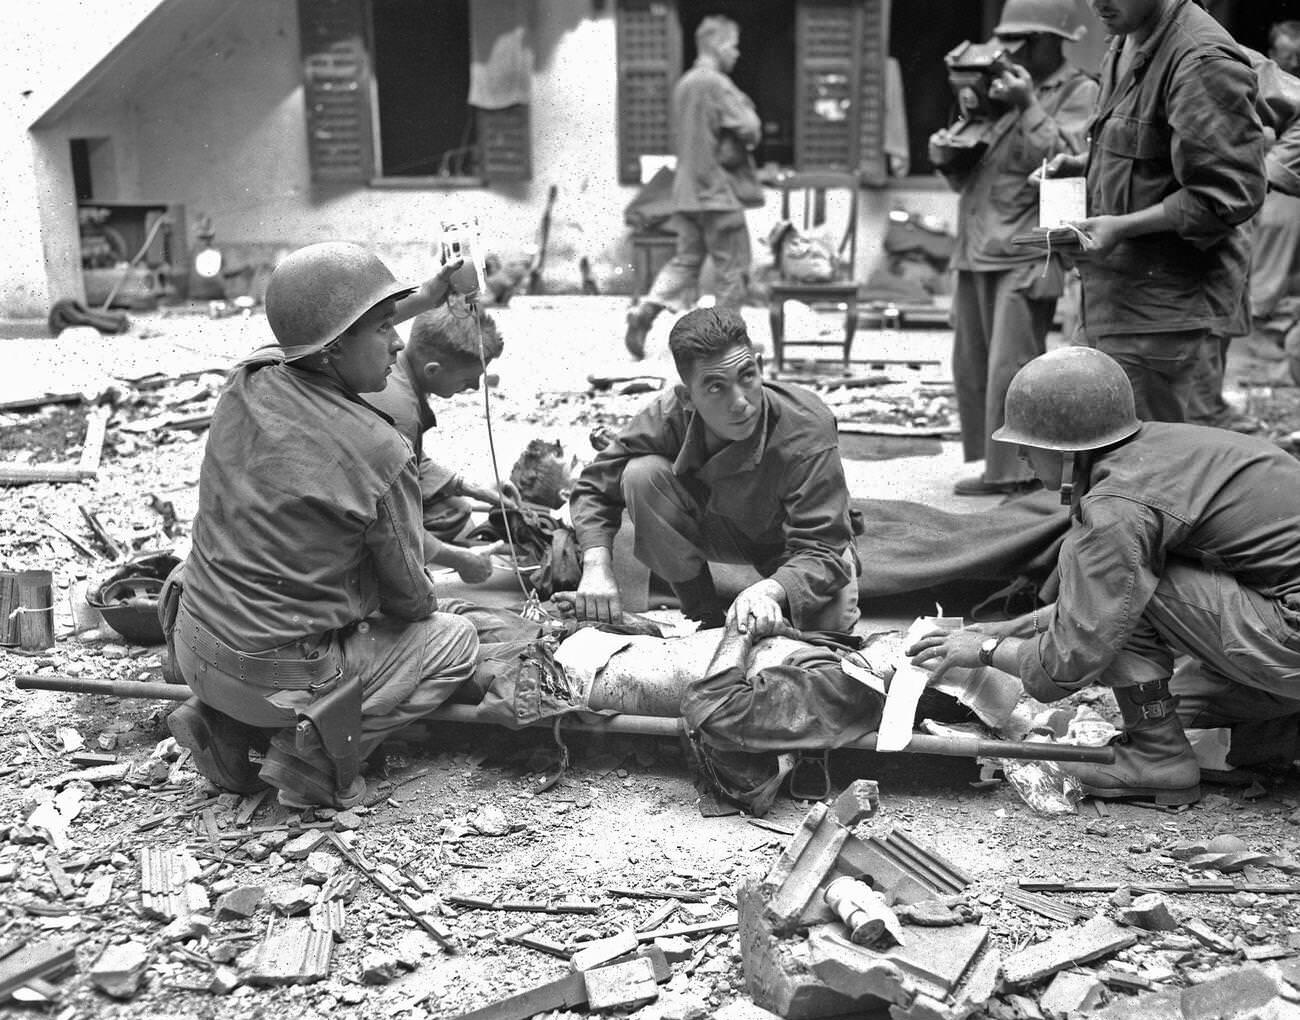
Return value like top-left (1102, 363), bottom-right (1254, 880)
top-left (479, 105), bottom-right (532, 180)
top-left (616, 1), bottom-right (681, 185)
top-left (297, 0), bottom-right (375, 183)
top-left (855, 0), bottom-right (888, 185)
top-left (795, 0), bottom-right (888, 184)
top-left (797, 1), bottom-right (858, 172)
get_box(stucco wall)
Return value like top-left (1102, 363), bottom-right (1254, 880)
top-left (4, 0), bottom-right (964, 316)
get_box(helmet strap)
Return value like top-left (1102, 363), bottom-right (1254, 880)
top-left (1059, 451), bottom-right (1076, 508)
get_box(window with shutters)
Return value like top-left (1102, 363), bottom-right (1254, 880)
top-left (616, 0), bottom-right (889, 185)
top-left (297, 0), bottom-right (532, 184)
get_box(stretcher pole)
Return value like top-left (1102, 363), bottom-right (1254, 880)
top-left (13, 674), bottom-right (1115, 763)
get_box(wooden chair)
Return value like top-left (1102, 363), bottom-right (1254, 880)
top-left (766, 172), bottom-right (861, 371)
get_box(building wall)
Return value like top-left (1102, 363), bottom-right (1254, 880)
top-left (4, 0), bottom-right (993, 317)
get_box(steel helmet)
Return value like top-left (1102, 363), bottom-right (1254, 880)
top-left (264, 242), bottom-right (415, 360)
top-left (994, 0), bottom-right (1087, 41)
top-left (993, 347), bottom-right (1140, 452)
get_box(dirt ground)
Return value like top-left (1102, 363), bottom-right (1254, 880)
top-left (4, 305), bottom-right (1300, 1019)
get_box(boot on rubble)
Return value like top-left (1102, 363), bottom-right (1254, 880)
top-left (624, 302), bottom-right (663, 360)
top-left (1062, 679), bottom-right (1201, 806)
top-left (168, 697), bottom-right (268, 794)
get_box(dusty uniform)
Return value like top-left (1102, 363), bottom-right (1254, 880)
top-left (1017, 423), bottom-right (1300, 715)
top-left (943, 62), bottom-right (1096, 484)
top-left (177, 360), bottom-right (477, 804)
top-left (1079, 0), bottom-right (1266, 422)
top-left (644, 58), bottom-right (762, 312)
top-left (570, 381), bottom-right (859, 632)
top-left (366, 353), bottom-right (472, 542)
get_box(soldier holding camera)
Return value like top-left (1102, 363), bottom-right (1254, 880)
top-left (929, 0), bottom-right (1097, 496)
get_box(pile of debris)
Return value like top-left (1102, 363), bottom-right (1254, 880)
top-left (739, 782), bottom-right (1300, 1020)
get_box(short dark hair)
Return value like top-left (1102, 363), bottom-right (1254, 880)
top-left (667, 307), bottom-right (753, 379)
top-left (406, 305), bottom-right (503, 368)
top-left (696, 15), bottom-right (739, 51)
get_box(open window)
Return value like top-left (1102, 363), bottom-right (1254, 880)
top-left (296, 0), bottom-right (531, 184)
top-left (615, 0), bottom-right (889, 185)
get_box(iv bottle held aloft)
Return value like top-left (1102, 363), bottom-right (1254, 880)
top-left (440, 218), bottom-right (486, 296)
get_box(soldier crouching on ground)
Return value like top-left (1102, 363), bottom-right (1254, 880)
top-left (569, 306), bottom-right (860, 637)
top-left (164, 242), bottom-right (479, 810)
top-left (909, 347), bottom-right (1300, 807)
top-left (366, 304), bottom-right (518, 583)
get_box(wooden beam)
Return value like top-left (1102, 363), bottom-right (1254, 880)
top-left (76, 405), bottom-right (111, 476)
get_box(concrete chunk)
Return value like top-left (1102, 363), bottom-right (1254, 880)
top-left (1118, 893), bottom-right (1179, 932)
top-left (281, 831), bottom-right (327, 861)
top-left (215, 885), bottom-right (264, 921)
top-left (270, 884), bottom-right (318, 917)
top-left (1039, 970), bottom-right (1107, 1018)
top-left (1002, 917), bottom-right (1137, 988)
top-left (90, 940), bottom-right (149, 999)
top-left (302, 851), bottom-right (339, 885)
top-left (584, 955), bottom-right (660, 1011)
top-left (243, 918), bottom-right (333, 986)
top-left (571, 930), bottom-right (639, 972)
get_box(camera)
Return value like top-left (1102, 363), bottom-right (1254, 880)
top-left (928, 39), bottom-right (1018, 174)
top-left (944, 40), bottom-right (1015, 122)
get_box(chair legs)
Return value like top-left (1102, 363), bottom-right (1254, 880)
top-left (768, 298), bottom-right (786, 370)
top-left (842, 303), bottom-right (859, 371)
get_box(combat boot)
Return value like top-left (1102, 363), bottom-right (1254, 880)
top-left (624, 302), bottom-right (662, 360)
top-left (1062, 680), bottom-right (1201, 806)
top-left (672, 568), bottom-right (726, 630)
top-left (168, 697), bottom-right (268, 794)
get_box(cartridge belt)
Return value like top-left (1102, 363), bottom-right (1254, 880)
top-left (175, 603), bottom-right (339, 690)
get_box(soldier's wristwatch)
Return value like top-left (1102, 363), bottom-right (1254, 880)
top-left (978, 635), bottom-right (1005, 667)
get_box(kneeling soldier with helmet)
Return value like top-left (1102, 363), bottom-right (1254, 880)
top-left (908, 346), bottom-right (1300, 806)
top-left (165, 242), bottom-right (479, 809)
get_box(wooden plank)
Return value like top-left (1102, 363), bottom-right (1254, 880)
top-left (633, 914), bottom-right (739, 943)
top-left (0, 463), bottom-right (89, 485)
top-left (76, 405), bottom-right (110, 477)
top-left (450, 948), bottom-right (669, 1020)
top-left (0, 939), bottom-right (80, 1000)
top-left (77, 506), bottom-right (123, 560)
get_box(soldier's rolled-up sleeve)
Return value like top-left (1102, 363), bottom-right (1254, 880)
top-left (1161, 55), bottom-right (1267, 246)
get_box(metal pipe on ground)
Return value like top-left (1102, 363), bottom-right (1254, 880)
top-left (13, 673), bottom-right (1115, 763)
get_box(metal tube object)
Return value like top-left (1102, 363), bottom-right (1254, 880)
top-left (14, 673), bottom-right (1115, 763)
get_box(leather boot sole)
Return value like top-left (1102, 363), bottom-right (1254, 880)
top-left (167, 701), bottom-right (266, 795)
top-left (1076, 780), bottom-right (1202, 807)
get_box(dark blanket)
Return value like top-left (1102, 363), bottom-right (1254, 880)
top-left (854, 490), bottom-right (1070, 600)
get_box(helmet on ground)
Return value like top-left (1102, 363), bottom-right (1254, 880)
top-left (993, 347), bottom-right (1140, 451)
top-left (994, 0), bottom-right (1087, 40)
top-left (264, 242), bottom-right (415, 360)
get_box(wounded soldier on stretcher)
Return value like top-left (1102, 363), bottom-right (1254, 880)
top-left (457, 597), bottom-right (1025, 816)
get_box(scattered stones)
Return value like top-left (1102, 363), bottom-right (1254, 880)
top-left (1119, 893), bottom-right (1179, 932)
top-left (270, 885), bottom-right (318, 917)
top-left (654, 936), bottom-right (694, 963)
top-left (215, 886), bottom-right (264, 921)
top-left (89, 940), bottom-right (150, 999)
top-left (281, 831), bottom-right (327, 862)
top-left (209, 965), bottom-right (241, 995)
top-left (302, 851), bottom-right (339, 885)
top-left (360, 950), bottom-right (401, 985)
top-left (333, 810), bottom-right (363, 831)
top-left (469, 805), bottom-right (511, 837)
top-left (1039, 970), bottom-right (1106, 1017)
